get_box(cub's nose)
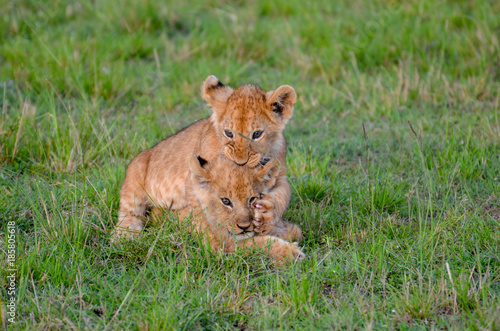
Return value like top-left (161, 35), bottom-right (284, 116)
top-left (236, 221), bottom-right (253, 231)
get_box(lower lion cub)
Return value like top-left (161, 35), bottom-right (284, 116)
top-left (178, 154), bottom-right (305, 263)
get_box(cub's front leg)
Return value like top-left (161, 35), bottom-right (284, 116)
top-left (113, 152), bottom-right (151, 239)
top-left (253, 199), bottom-right (303, 243)
top-left (253, 171), bottom-right (290, 230)
top-left (253, 173), bottom-right (303, 242)
top-left (260, 172), bottom-right (291, 220)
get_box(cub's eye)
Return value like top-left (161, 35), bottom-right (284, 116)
top-left (221, 198), bottom-right (232, 207)
top-left (224, 130), bottom-right (233, 138)
top-left (249, 197), bottom-right (257, 206)
top-left (252, 131), bottom-right (263, 140)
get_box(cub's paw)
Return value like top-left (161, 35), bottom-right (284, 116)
top-left (270, 239), bottom-right (306, 265)
top-left (253, 194), bottom-right (276, 235)
top-left (273, 223), bottom-right (303, 243)
top-left (112, 214), bottom-right (144, 243)
top-left (110, 226), bottom-right (141, 243)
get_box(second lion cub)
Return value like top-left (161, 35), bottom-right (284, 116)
top-left (179, 154), bottom-right (305, 264)
top-left (116, 76), bottom-right (300, 239)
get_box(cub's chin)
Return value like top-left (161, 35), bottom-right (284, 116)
top-left (227, 230), bottom-right (255, 241)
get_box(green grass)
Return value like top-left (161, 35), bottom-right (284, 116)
top-left (1, 0), bottom-right (500, 329)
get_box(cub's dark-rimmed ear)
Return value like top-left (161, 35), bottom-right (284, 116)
top-left (202, 75), bottom-right (234, 113)
top-left (266, 85), bottom-right (297, 122)
top-left (188, 154), bottom-right (210, 185)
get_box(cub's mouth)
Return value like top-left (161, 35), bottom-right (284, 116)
top-left (227, 229), bottom-right (255, 241)
top-left (224, 146), bottom-right (261, 167)
top-left (259, 156), bottom-right (271, 166)
top-left (246, 153), bottom-right (262, 167)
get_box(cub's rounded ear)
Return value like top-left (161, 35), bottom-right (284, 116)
top-left (266, 85), bottom-right (297, 122)
top-left (202, 75), bottom-right (234, 114)
top-left (188, 154), bottom-right (210, 185)
top-left (257, 159), bottom-right (280, 188)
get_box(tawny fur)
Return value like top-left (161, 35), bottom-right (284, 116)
top-left (180, 155), bottom-right (305, 264)
top-left (116, 75), bottom-right (300, 240)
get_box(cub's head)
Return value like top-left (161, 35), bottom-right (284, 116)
top-left (188, 154), bottom-right (278, 241)
top-left (202, 75), bottom-right (297, 167)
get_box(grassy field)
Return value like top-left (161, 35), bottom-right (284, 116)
top-left (1, 0), bottom-right (500, 329)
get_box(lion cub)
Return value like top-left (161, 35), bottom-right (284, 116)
top-left (116, 75), bottom-right (299, 239)
top-left (179, 154), bottom-right (305, 263)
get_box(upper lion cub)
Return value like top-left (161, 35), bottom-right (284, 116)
top-left (116, 76), bottom-right (298, 237)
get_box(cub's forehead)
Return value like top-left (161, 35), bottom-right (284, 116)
top-left (209, 164), bottom-right (261, 196)
top-left (225, 85), bottom-right (271, 125)
top-left (228, 84), bottom-right (266, 102)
